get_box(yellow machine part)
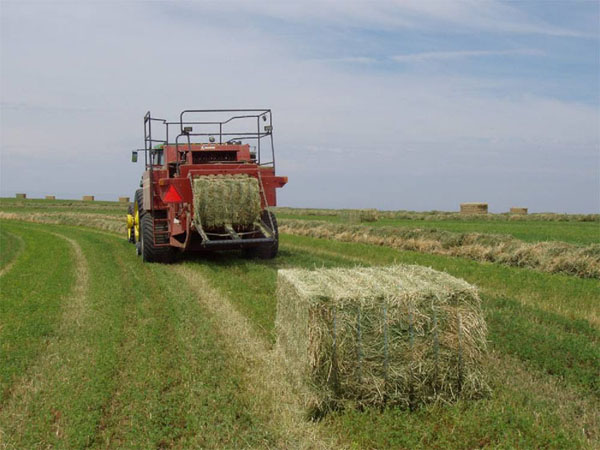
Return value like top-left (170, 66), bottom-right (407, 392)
top-left (126, 205), bottom-right (140, 241)
top-left (134, 201), bottom-right (140, 240)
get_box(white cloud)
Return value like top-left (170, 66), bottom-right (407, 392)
top-left (391, 49), bottom-right (544, 63)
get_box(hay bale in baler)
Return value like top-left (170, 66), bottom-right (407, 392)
top-left (510, 207), bottom-right (528, 215)
top-left (192, 174), bottom-right (262, 229)
top-left (276, 265), bottom-right (488, 415)
top-left (460, 203), bottom-right (488, 214)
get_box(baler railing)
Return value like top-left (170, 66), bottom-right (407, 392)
top-left (143, 109), bottom-right (276, 170)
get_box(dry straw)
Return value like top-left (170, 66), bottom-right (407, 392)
top-left (192, 174), bottom-right (261, 229)
top-left (276, 265), bottom-right (489, 415)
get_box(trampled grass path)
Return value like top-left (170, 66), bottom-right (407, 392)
top-left (0, 230), bottom-right (89, 444)
top-left (174, 264), bottom-right (340, 449)
top-left (0, 231), bottom-right (24, 277)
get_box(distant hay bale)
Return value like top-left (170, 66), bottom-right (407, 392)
top-left (192, 174), bottom-right (261, 229)
top-left (82, 196), bottom-right (95, 201)
top-left (15, 193), bottom-right (26, 199)
top-left (45, 195), bottom-right (56, 200)
top-left (510, 207), bottom-right (528, 215)
top-left (460, 203), bottom-right (488, 214)
top-left (276, 265), bottom-right (489, 415)
top-left (340, 209), bottom-right (379, 223)
top-left (119, 196), bottom-right (130, 203)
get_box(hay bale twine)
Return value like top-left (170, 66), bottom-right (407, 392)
top-left (45, 195), bottom-right (56, 200)
top-left (82, 195), bottom-right (95, 201)
top-left (15, 193), bottom-right (26, 199)
top-left (276, 265), bottom-right (488, 414)
top-left (510, 207), bottom-right (528, 215)
top-left (460, 203), bottom-right (488, 214)
top-left (192, 174), bottom-right (261, 229)
top-left (119, 196), bottom-right (130, 203)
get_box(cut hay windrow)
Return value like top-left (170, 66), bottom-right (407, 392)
top-left (192, 174), bottom-right (261, 229)
top-left (276, 265), bottom-right (489, 415)
top-left (278, 220), bottom-right (600, 279)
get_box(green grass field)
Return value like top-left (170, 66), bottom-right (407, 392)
top-left (1, 198), bottom-right (598, 448)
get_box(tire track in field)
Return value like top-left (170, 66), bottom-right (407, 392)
top-left (173, 265), bottom-right (341, 450)
top-left (0, 230), bottom-right (89, 443)
top-left (0, 231), bottom-right (25, 277)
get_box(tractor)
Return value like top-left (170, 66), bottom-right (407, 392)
top-left (126, 109), bottom-right (287, 262)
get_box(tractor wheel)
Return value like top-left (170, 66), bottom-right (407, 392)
top-left (140, 213), bottom-right (174, 263)
top-left (127, 203), bottom-right (136, 244)
top-left (243, 211), bottom-right (279, 259)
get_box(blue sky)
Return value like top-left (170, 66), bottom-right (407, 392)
top-left (1, 0), bottom-right (599, 212)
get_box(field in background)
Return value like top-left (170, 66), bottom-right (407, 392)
top-left (1, 198), bottom-right (598, 448)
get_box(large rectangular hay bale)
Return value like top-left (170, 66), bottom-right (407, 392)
top-left (15, 193), bottom-right (26, 199)
top-left (82, 195), bottom-right (95, 201)
top-left (45, 195), bottom-right (56, 200)
top-left (192, 174), bottom-right (261, 229)
top-left (460, 202), bottom-right (488, 214)
top-left (510, 207), bottom-right (527, 215)
top-left (119, 196), bottom-right (130, 203)
top-left (276, 265), bottom-right (488, 413)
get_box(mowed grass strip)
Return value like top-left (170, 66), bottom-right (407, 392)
top-left (0, 222), bottom-right (277, 448)
top-left (186, 235), bottom-right (598, 448)
top-left (0, 222), bottom-right (76, 399)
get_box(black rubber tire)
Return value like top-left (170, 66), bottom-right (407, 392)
top-left (127, 203), bottom-right (135, 244)
top-left (134, 189), bottom-right (143, 213)
top-left (243, 211), bottom-right (279, 259)
top-left (140, 213), bottom-right (174, 263)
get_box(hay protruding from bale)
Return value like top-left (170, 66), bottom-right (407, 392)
top-left (276, 265), bottom-right (489, 415)
top-left (82, 195), bottom-right (95, 202)
top-left (192, 174), bottom-right (261, 229)
top-left (510, 207), bottom-right (528, 215)
top-left (460, 203), bottom-right (488, 214)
